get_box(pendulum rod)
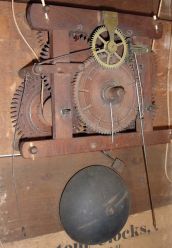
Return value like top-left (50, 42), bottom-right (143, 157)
top-left (134, 52), bottom-right (157, 230)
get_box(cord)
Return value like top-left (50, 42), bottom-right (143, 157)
top-left (164, 24), bottom-right (172, 183)
top-left (151, 0), bottom-right (172, 183)
top-left (11, 74), bottom-right (28, 239)
top-left (11, 0), bottom-right (39, 61)
top-left (38, 47), bottom-right (90, 65)
top-left (41, 75), bottom-right (44, 112)
top-left (157, 0), bottom-right (163, 18)
top-left (0, 240), bottom-right (5, 248)
top-left (11, 0), bottom-right (38, 239)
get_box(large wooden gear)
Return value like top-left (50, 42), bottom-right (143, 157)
top-left (10, 3), bottom-right (172, 245)
top-left (11, 73), bottom-right (51, 138)
top-left (11, 3), bottom-right (170, 160)
top-left (73, 57), bottom-right (137, 134)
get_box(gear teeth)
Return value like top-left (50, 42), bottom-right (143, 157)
top-left (39, 42), bottom-right (50, 60)
top-left (36, 31), bottom-right (49, 47)
top-left (91, 26), bottom-right (128, 69)
top-left (70, 31), bottom-right (88, 42)
top-left (36, 31), bottom-right (44, 47)
top-left (72, 58), bottom-right (96, 132)
top-left (72, 60), bottom-right (92, 133)
top-left (73, 57), bottom-right (137, 134)
top-left (36, 30), bottom-right (50, 61)
top-left (11, 73), bottom-right (51, 139)
top-left (10, 83), bottom-right (24, 137)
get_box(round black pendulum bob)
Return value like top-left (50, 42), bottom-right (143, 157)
top-left (59, 165), bottom-right (130, 245)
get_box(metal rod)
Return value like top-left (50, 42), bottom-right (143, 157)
top-left (101, 151), bottom-right (116, 163)
top-left (0, 153), bottom-right (21, 158)
top-left (10, 74), bottom-right (28, 238)
top-left (110, 102), bottom-right (114, 143)
top-left (134, 52), bottom-right (157, 230)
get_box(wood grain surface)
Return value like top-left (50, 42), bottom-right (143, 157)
top-left (2, 204), bottom-right (172, 248)
top-left (0, 0), bottom-right (172, 243)
top-left (0, 0), bottom-right (161, 15)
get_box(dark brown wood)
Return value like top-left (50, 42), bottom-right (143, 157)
top-left (23, 3), bottom-right (164, 160)
top-left (21, 130), bottom-right (172, 158)
top-left (51, 30), bottom-right (73, 139)
top-left (118, 14), bottom-right (162, 39)
top-left (3, 0), bottom-right (161, 16)
top-left (53, 73), bottom-right (73, 138)
top-left (27, 4), bottom-right (101, 33)
top-left (27, 4), bottom-right (163, 39)
top-left (159, 0), bottom-right (172, 20)
top-left (1, 145), bottom-right (172, 243)
top-left (34, 63), bottom-right (83, 75)
top-left (1, 1), bottom-right (172, 244)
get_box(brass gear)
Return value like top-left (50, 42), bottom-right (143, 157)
top-left (73, 57), bottom-right (138, 134)
top-left (91, 26), bottom-right (128, 69)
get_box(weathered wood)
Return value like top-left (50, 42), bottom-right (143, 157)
top-left (0, 0), bottom-right (172, 244)
top-left (159, 0), bottom-right (172, 20)
top-left (0, 2), bottom-right (40, 155)
top-left (153, 21), bottom-right (172, 127)
top-left (2, 204), bottom-right (172, 248)
top-left (0, 0), bottom-right (161, 15)
top-left (1, 145), bottom-right (172, 242)
top-left (21, 130), bottom-right (172, 158)
top-left (27, 4), bottom-right (162, 39)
